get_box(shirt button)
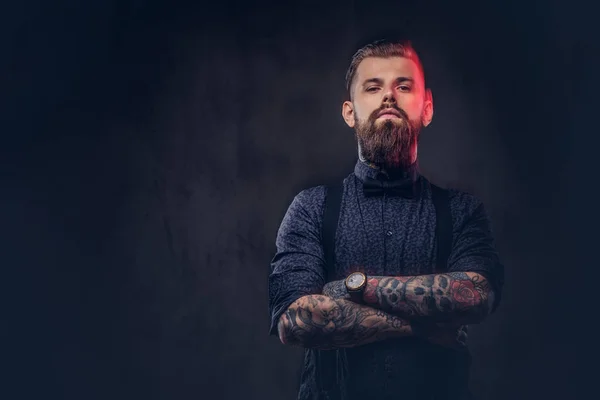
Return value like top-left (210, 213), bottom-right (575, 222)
top-left (386, 230), bottom-right (393, 237)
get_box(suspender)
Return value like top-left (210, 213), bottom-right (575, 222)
top-left (317, 180), bottom-right (452, 398)
top-left (431, 183), bottom-right (453, 272)
top-left (316, 183), bottom-right (344, 399)
top-left (322, 184), bottom-right (343, 282)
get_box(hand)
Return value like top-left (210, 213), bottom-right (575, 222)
top-left (322, 280), bottom-right (351, 301)
top-left (426, 324), bottom-right (468, 350)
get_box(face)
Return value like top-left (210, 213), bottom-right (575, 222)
top-left (342, 56), bottom-right (433, 169)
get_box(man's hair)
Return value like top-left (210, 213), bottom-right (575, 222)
top-left (345, 39), bottom-right (425, 99)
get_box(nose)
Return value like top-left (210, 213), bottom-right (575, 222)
top-left (382, 88), bottom-right (397, 106)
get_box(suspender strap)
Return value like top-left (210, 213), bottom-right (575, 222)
top-left (317, 181), bottom-right (452, 398)
top-left (317, 183), bottom-right (343, 398)
top-left (431, 183), bottom-right (452, 272)
top-left (322, 183), bottom-right (343, 281)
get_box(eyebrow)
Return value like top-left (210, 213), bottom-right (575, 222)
top-left (361, 77), bottom-right (415, 87)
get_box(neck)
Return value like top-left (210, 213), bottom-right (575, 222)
top-left (358, 152), bottom-right (419, 174)
top-left (359, 158), bottom-right (419, 181)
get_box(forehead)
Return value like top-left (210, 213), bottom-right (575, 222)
top-left (355, 56), bottom-right (423, 84)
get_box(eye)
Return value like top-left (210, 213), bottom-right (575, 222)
top-left (398, 85), bottom-right (411, 92)
top-left (366, 87), bottom-right (380, 93)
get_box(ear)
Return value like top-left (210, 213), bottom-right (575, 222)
top-left (342, 100), bottom-right (355, 128)
top-left (422, 89), bottom-right (434, 127)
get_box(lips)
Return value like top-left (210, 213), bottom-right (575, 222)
top-left (378, 109), bottom-right (402, 118)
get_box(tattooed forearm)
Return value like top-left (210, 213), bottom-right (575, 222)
top-left (277, 295), bottom-right (413, 349)
top-left (363, 272), bottom-right (495, 324)
top-left (322, 280), bottom-right (351, 301)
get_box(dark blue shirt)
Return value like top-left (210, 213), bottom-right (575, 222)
top-left (268, 160), bottom-right (504, 400)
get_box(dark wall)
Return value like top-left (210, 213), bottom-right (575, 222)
top-left (4, 1), bottom-right (596, 399)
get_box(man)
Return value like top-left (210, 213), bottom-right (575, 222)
top-left (268, 39), bottom-right (504, 400)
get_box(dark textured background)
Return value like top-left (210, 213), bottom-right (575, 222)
top-left (3, 1), bottom-right (597, 399)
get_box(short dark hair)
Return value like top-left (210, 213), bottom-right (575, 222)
top-left (345, 39), bottom-right (425, 99)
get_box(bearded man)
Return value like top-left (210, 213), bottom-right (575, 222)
top-left (268, 39), bottom-right (504, 400)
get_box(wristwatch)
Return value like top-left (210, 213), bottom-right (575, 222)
top-left (345, 271), bottom-right (367, 303)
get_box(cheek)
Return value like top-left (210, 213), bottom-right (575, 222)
top-left (354, 98), bottom-right (380, 119)
top-left (352, 109), bottom-right (366, 125)
top-left (355, 105), bottom-right (376, 123)
top-left (398, 99), bottom-right (423, 120)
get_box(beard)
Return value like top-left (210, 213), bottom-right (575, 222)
top-left (354, 105), bottom-right (423, 170)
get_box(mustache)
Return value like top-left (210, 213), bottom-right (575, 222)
top-left (368, 105), bottom-right (409, 122)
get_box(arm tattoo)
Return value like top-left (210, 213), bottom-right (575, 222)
top-left (322, 280), bottom-right (350, 300)
top-left (277, 295), bottom-right (412, 350)
top-left (363, 272), bottom-right (495, 324)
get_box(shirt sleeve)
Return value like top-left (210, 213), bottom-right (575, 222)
top-left (268, 188), bottom-right (327, 336)
top-left (447, 202), bottom-right (505, 313)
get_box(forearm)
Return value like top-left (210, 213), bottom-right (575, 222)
top-left (277, 294), bottom-right (414, 350)
top-left (363, 272), bottom-right (495, 324)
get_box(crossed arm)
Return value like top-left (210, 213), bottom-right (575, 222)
top-left (271, 190), bottom-right (500, 351)
top-left (324, 271), bottom-right (495, 324)
top-left (277, 294), bottom-right (414, 350)
top-left (276, 271), bottom-right (492, 350)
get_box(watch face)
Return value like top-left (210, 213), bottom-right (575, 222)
top-left (346, 272), bottom-right (366, 290)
